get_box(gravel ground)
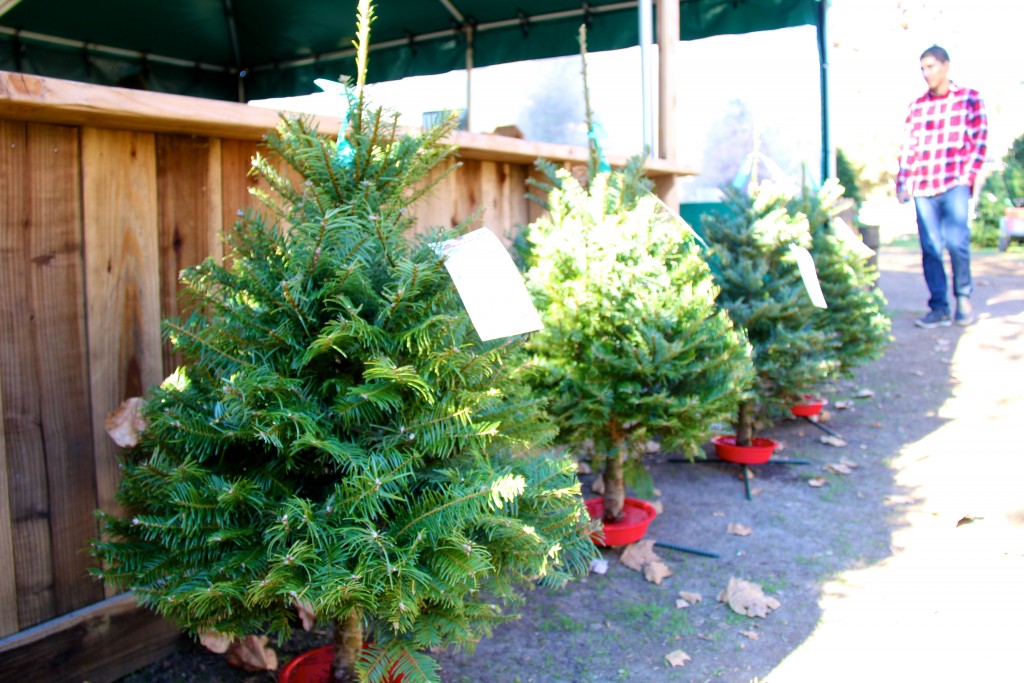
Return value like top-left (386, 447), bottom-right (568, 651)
top-left (116, 246), bottom-right (1024, 683)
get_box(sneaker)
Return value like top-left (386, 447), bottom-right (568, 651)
top-left (915, 309), bottom-right (951, 328)
top-left (955, 297), bottom-right (974, 326)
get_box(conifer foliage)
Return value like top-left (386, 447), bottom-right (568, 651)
top-left (524, 161), bottom-right (755, 523)
top-left (791, 180), bottom-right (891, 376)
top-left (90, 5), bottom-right (595, 682)
top-left (702, 183), bottom-right (839, 445)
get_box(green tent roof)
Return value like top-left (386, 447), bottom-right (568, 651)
top-left (0, 0), bottom-right (821, 101)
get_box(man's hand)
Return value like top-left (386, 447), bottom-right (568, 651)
top-left (897, 189), bottom-right (911, 204)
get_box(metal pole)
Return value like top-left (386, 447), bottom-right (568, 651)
top-left (638, 0), bottom-right (654, 155)
top-left (818, 0), bottom-right (832, 181)
top-left (465, 24), bottom-right (474, 131)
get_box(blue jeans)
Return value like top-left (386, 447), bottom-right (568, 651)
top-left (914, 185), bottom-right (973, 314)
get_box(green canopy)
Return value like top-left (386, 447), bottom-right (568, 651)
top-left (0, 0), bottom-right (821, 101)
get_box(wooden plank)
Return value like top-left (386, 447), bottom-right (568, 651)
top-left (220, 138), bottom-right (261, 236)
top-left (26, 123), bottom-right (104, 616)
top-left (81, 128), bottom-right (163, 556)
top-left (0, 119), bottom-right (56, 629)
top-left (0, 592), bottom-right (181, 683)
top-left (0, 71), bottom-right (697, 177)
top-left (156, 134), bottom-right (224, 374)
top-left (0, 337), bottom-right (17, 638)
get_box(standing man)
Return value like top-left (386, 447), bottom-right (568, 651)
top-left (897, 45), bottom-right (988, 328)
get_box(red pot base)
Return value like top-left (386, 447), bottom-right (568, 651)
top-left (584, 497), bottom-right (657, 547)
top-left (711, 435), bottom-right (779, 465)
top-left (279, 646), bottom-right (404, 683)
top-left (791, 396), bottom-right (828, 417)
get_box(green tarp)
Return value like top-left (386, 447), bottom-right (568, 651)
top-left (0, 0), bottom-right (820, 101)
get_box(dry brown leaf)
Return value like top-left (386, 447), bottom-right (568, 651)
top-left (910, 369), bottom-right (925, 377)
top-left (643, 561), bottom-right (673, 585)
top-left (834, 400), bottom-right (853, 410)
top-left (825, 462), bottom-right (853, 475)
top-left (575, 459), bottom-right (592, 475)
top-left (294, 598), bottom-right (315, 631)
top-left (727, 523), bottom-right (753, 537)
top-left (651, 500), bottom-right (664, 514)
top-left (854, 388), bottom-right (875, 399)
top-left (749, 487), bottom-right (764, 497)
top-left (225, 635), bottom-right (278, 672)
top-left (818, 409), bottom-right (833, 423)
top-left (104, 397), bottom-right (147, 447)
top-left (808, 477), bottom-right (829, 488)
top-left (717, 578), bottom-right (781, 618)
top-left (665, 650), bottom-right (692, 668)
top-left (199, 630), bottom-right (233, 654)
top-left (590, 474), bottom-right (605, 495)
top-left (678, 591), bottom-right (702, 605)
top-left (819, 435), bottom-right (848, 447)
top-left (620, 540), bottom-right (661, 572)
top-left (712, 511), bottom-right (726, 517)
top-left (739, 630), bottom-right (761, 640)
top-left (645, 440), bottom-right (661, 454)
top-left (840, 457), bottom-right (860, 469)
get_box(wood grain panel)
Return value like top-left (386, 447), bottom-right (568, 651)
top-left (26, 123), bottom-right (103, 616)
top-left (156, 134), bottom-right (224, 374)
top-left (220, 138), bottom-right (261, 236)
top-left (0, 119), bottom-right (56, 629)
top-left (81, 128), bottom-right (163, 543)
top-left (0, 349), bottom-right (15, 637)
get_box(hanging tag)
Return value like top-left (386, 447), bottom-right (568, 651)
top-left (789, 244), bottom-right (827, 309)
top-left (831, 216), bottom-right (876, 260)
top-left (433, 228), bottom-right (543, 341)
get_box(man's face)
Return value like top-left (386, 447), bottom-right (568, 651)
top-left (920, 55), bottom-right (950, 93)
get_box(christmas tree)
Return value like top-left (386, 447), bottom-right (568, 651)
top-left (790, 179), bottom-right (891, 377)
top-left (523, 29), bottom-right (754, 520)
top-left (90, 3), bottom-right (596, 682)
top-left (701, 182), bottom-right (839, 445)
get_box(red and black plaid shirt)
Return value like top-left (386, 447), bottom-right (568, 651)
top-left (896, 83), bottom-right (988, 197)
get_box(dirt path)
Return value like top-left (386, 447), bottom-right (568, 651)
top-left (117, 246), bottom-right (1024, 683)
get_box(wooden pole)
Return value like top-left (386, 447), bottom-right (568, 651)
top-left (655, 0), bottom-right (680, 208)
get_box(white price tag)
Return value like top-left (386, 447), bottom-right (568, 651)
top-left (832, 217), bottom-right (876, 261)
top-left (789, 244), bottom-right (827, 309)
top-left (433, 227), bottom-right (544, 341)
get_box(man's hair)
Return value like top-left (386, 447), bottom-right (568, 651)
top-left (921, 45), bottom-right (950, 63)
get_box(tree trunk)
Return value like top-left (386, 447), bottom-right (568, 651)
top-left (736, 401), bottom-right (754, 447)
top-left (602, 451), bottom-right (626, 524)
top-left (331, 611), bottom-right (363, 683)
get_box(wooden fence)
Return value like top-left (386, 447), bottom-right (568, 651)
top-left (0, 70), bottom-right (693, 682)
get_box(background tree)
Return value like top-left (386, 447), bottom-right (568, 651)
top-left (972, 132), bottom-right (1024, 248)
top-left (702, 183), bottom-right (839, 446)
top-left (90, 4), bottom-right (596, 682)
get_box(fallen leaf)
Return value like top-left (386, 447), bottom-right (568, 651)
top-left (651, 500), bottom-right (664, 514)
top-left (956, 515), bottom-right (983, 527)
top-left (294, 599), bottom-right (315, 631)
top-left (854, 388), bottom-right (875, 399)
top-left (727, 523), bottom-right (753, 537)
top-left (712, 511), bottom-right (726, 517)
top-left (818, 409), bottom-right (833, 423)
top-left (739, 630), bottom-right (761, 640)
top-left (678, 591), bottom-right (703, 605)
top-left (643, 561), bottom-right (673, 585)
top-left (104, 397), bottom-right (147, 447)
top-left (645, 440), bottom-right (661, 454)
top-left (834, 400), bottom-right (853, 410)
top-left (225, 635), bottom-right (278, 672)
top-left (665, 650), bottom-right (692, 668)
top-left (825, 462), bottom-right (853, 475)
top-left (840, 457), bottom-right (860, 469)
top-left (590, 558), bottom-right (609, 574)
top-left (749, 487), bottom-right (764, 497)
top-left (717, 578), bottom-right (781, 618)
top-left (819, 435), bottom-right (848, 447)
top-left (808, 477), bottom-right (829, 488)
top-left (590, 474), bottom-right (605, 495)
top-left (870, 421), bottom-right (883, 428)
top-left (620, 540), bottom-right (661, 572)
top-left (575, 460), bottom-right (592, 475)
top-left (199, 630), bottom-right (233, 654)
top-left (910, 369), bottom-right (925, 377)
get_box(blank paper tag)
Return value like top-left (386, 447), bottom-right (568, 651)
top-left (789, 244), bottom-right (827, 309)
top-left (831, 217), bottom-right (876, 260)
top-left (433, 227), bottom-right (544, 341)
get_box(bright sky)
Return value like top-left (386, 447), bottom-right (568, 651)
top-left (251, 0), bottom-right (1023, 199)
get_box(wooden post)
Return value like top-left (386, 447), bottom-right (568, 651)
top-left (656, 0), bottom-right (680, 209)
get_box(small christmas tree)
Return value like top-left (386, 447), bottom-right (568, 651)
top-left (524, 163), bottom-right (754, 523)
top-left (702, 182), bottom-right (839, 445)
top-left (790, 179), bottom-right (891, 376)
top-left (90, 4), bottom-right (596, 682)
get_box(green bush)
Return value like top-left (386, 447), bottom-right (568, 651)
top-left (972, 133), bottom-right (1024, 248)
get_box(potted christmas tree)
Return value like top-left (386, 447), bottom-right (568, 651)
top-left (522, 40), bottom-right (754, 539)
top-left (792, 179), bottom-right (891, 382)
top-left (701, 182), bottom-right (840, 463)
top-left (90, 4), bottom-right (596, 682)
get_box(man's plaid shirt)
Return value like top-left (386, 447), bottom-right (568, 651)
top-left (896, 83), bottom-right (988, 198)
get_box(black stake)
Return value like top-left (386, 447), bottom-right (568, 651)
top-left (653, 540), bottom-right (719, 559)
top-left (802, 415), bottom-right (843, 438)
